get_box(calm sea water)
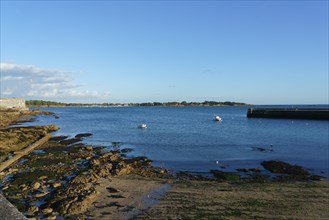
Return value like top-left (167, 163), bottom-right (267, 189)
top-left (24, 106), bottom-right (329, 176)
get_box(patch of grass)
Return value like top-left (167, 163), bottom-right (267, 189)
top-left (211, 170), bottom-right (241, 181)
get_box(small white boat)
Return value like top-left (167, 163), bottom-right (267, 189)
top-left (214, 115), bottom-right (222, 122)
top-left (138, 124), bottom-right (147, 129)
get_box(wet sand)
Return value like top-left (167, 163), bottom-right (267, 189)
top-left (136, 179), bottom-right (329, 219)
top-left (86, 175), bottom-right (172, 220)
top-left (83, 175), bottom-right (329, 220)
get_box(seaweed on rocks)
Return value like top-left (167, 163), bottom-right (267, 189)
top-left (50, 136), bottom-right (69, 142)
top-left (59, 138), bottom-right (82, 146)
top-left (1, 131), bottom-right (171, 219)
top-left (75, 133), bottom-right (93, 138)
top-left (261, 160), bottom-right (310, 176)
top-left (210, 170), bottom-right (241, 181)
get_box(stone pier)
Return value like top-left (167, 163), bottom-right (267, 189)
top-left (247, 108), bottom-right (329, 120)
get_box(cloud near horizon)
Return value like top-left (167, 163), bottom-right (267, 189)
top-left (0, 62), bottom-right (110, 102)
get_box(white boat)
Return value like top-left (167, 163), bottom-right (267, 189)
top-left (214, 115), bottom-right (222, 122)
top-left (138, 124), bottom-right (147, 129)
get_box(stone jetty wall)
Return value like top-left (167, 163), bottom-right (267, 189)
top-left (247, 108), bottom-right (329, 120)
top-left (0, 98), bottom-right (27, 110)
top-left (0, 194), bottom-right (27, 220)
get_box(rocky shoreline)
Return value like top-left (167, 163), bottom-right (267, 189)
top-left (0, 109), bottom-right (328, 219)
top-left (0, 109), bottom-right (171, 219)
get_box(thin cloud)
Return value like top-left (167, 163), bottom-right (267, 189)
top-left (0, 62), bottom-right (110, 101)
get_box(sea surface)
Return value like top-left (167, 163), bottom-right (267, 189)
top-left (23, 106), bottom-right (329, 177)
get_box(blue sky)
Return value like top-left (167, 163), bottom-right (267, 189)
top-left (1, 1), bottom-right (328, 104)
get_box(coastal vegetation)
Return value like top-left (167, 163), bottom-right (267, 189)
top-left (26, 100), bottom-right (249, 108)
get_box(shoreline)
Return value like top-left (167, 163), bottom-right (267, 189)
top-left (0, 109), bottom-right (328, 219)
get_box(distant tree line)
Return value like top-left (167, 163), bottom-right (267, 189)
top-left (26, 100), bottom-right (66, 107)
top-left (136, 101), bottom-right (247, 107)
top-left (26, 100), bottom-right (248, 108)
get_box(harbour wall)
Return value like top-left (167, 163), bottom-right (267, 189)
top-left (247, 108), bottom-right (329, 120)
top-left (0, 98), bottom-right (27, 110)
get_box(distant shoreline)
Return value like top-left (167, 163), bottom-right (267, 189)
top-left (28, 104), bottom-right (253, 108)
top-left (26, 100), bottom-right (251, 108)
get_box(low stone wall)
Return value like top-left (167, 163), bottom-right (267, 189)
top-left (0, 194), bottom-right (26, 220)
top-left (0, 98), bottom-right (27, 110)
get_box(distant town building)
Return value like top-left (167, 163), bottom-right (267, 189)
top-left (0, 98), bottom-right (27, 110)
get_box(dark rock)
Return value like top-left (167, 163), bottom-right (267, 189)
top-left (106, 187), bottom-right (119, 193)
top-left (237, 168), bottom-right (261, 173)
top-left (248, 173), bottom-right (271, 183)
top-left (121, 148), bottom-right (134, 153)
top-left (106, 202), bottom-right (123, 208)
top-left (261, 160), bottom-right (310, 176)
top-left (252, 146), bottom-right (274, 152)
top-left (75, 133), bottom-right (93, 138)
top-left (50, 136), bottom-right (68, 142)
top-left (59, 138), bottom-right (82, 145)
top-left (308, 175), bottom-right (324, 181)
top-left (70, 143), bottom-right (85, 148)
top-left (252, 147), bottom-right (267, 152)
top-left (108, 194), bottom-right (125, 198)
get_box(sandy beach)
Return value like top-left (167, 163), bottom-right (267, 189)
top-left (0, 109), bottom-right (328, 220)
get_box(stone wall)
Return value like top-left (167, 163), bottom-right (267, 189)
top-left (0, 194), bottom-right (27, 220)
top-left (0, 98), bottom-right (27, 110)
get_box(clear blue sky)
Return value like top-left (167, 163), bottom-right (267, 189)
top-left (1, 0), bottom-right (328, 104)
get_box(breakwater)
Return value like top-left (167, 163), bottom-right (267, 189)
top-left (247, 108), bottom-right (329, 120)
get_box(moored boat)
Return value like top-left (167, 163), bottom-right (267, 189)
top-left (138, 124), bottom-right (147, 129)
top-left (214, 115), bottom-right (222, 122)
